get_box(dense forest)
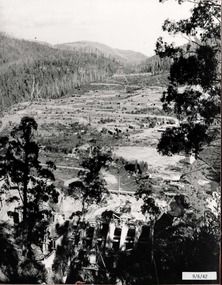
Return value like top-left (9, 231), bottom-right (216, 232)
top-left (136, 54), bottom-right (172, 74)
top-left (0, 33), bottom-right (120, 110)
top-left (118, 55), bottom-right (172, 75)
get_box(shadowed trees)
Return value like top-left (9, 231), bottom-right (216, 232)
top-left (0, 117), bottom-right (59, 283)
top-left (155, 0), bottom-right (220, 175)
top-left (68, 145), bottom-right (112, 216)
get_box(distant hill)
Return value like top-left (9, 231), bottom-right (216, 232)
top-left (0, 33), bottom-right (171, 111)
top-left (0, 32), bottom-right (56, 66)
top-left (55, 41), bottom-right (147, 64)
top-left (0, 33), bottom-right (120, 109)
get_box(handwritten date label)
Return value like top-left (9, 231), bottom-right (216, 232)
top-left (182, 272), bottom-right (217, 280)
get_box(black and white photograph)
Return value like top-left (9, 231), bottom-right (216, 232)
top-left (0, 0), bottom-right (220, 284)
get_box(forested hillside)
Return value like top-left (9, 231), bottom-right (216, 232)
top-left (55, 40), bottom-right (147, 64)
top-left (0, 32), bottom-right (55, 65)
top-left (0, 33), bottom-right (120, 110)
top-left (0, 33), bottom-right (173, 111)
top-left (136, 54), bottom-right (171, 75)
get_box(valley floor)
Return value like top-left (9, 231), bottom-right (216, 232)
top-left (0, 83), bottom-right (220, 284)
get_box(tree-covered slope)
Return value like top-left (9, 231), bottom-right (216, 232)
top-left (0, 32), bottom-right (56, 66)
top-left (55, 40), bottom-right (147, 65)
top-left (0, 33), bottom-right (120, 110)
top-left (136, 54), bottom-right (171, 74)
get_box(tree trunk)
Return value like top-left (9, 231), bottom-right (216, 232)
top-left (23, 145), bottom-right (29, 223)
top-left (150, 220), bottom-right (159, 284)
top-left (22, 140), bottom-right (30, 257)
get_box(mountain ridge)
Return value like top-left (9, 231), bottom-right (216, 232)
top-left (0, 32), bottom-right (170, 111)
top-left (55, 40), bottom-right (147, 64)
top-left (0, 33), bottom-right (120, 109)
top-left (0, 32), bottom-right (148, 68)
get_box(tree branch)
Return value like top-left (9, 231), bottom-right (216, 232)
top-left (187, 0), bottom-right (198, 4)
top-left (17, 186), bottom-right (24, 204)
top-left (196, 155), bottom-right (220, 175)
top-left (180, 34), bottom-right (202, 47)
top-left (180, 164), bottom-right (207, 178)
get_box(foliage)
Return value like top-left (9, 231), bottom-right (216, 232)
top-left (37, 122), bottom-right (124, 155)
top-left (154, 216), bottom-right (220, 284)
top-left (0, 220), bottom-right (49, 284)
top-left (115, 247), bottom-right (156, 285)
top-left (156, 0), bottom-right (221, 158)
top-left (133, 181), bottom-right (220, 284)
top-left (129, 107), bottom-right (165, 116)
top-left (137, 54), bottom-right (171, 75)
top-left (17, 258), bottom-right (47, 284)
top-left (52, 227), bottom-right (73, 283)
top-left (68, 145), bottom-right (112, 213)
top-left (135, 175), bottom-right (162, 218)
top-left (0, 222), bottom-right (19, 282)
top-left (157, 122), bottom-right (216, 156)
top-left (0, 117), bottom-right (59, 251)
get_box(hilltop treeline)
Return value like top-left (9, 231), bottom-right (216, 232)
top-left (0, 32), bottom-right (56, 65)
top-left (0, 33), bottom-right (119, 109)
top-left (137, 55), bottom-right (171, 74)
top-left (120, 55), bottom-right (171, 75)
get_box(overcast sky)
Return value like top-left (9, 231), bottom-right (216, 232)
top-left (0, 0), bottom-right (193, 56)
